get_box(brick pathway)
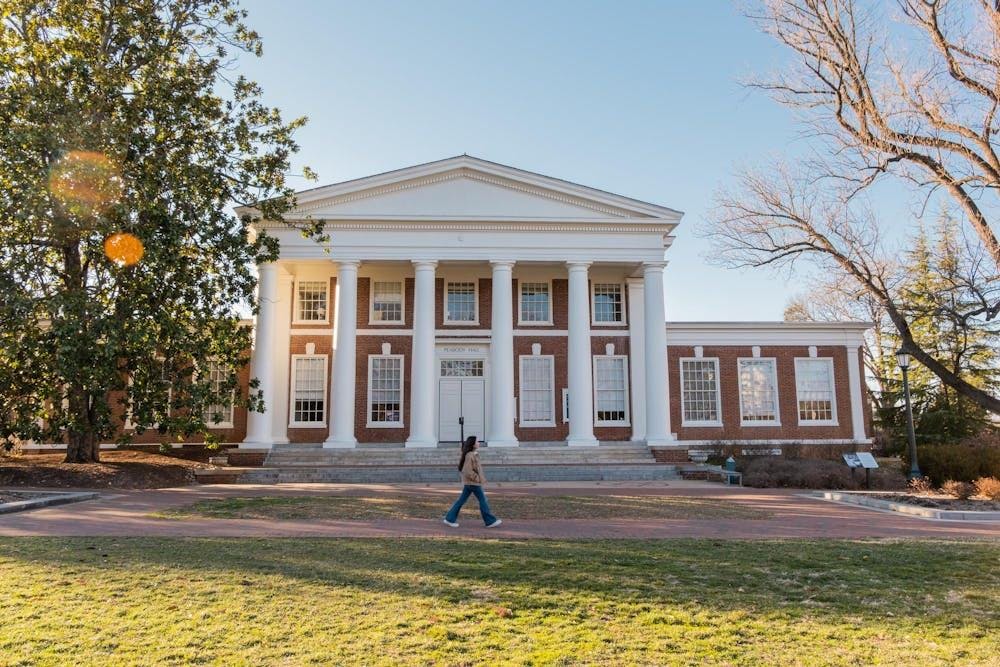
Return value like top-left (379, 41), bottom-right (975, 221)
top-left (0, 481), bottom-right (997, 539)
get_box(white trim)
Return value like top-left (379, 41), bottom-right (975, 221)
top-left (291, 278), bottom-right (331, 325)
top-left (561, 388), bottom-right (569, 423)
top-left (368, 279), bottom-right (405, 325)
top-left (443, 279), bottom-right (480, 325)
top-left (736, 357), bottom-right (780, 427)
top-left (679, 357), bottom-right (723, 428)
top-left (590, 281), bottom-right (627, 326)
top-left (366, 353), bottom-right (405, 428)
top-left (518, 354), bottom-right (556, 427)
top-left (593, 355), bottom-right (630, 427)
top-left (666, 321), bottom-right (870, 347)
top-left (794, 357), bottom-right (839, 426)
top-left (678, 438), bottom-right (870, 446)
top-left (288, 354), bottom-right (328, 428)
top-left (517, 279), bottom-right (554, 326)
top-left (201, 359), bottom-right (235, 430)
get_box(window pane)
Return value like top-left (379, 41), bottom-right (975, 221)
top-left (593, 284), bottom-right (623, 323)
top-left (203, 361), bottom-right (234, 426)
top-left (595, 357), bottom-right (627, 422)
top-left (297, 281), bottom-right (328, 321)
top-left (738, 359), bottom-right (778, 423)
top-left (520, 357), bottom-right (553, 423)
top-left (520, 282), bottom-right (551, 322)
top-left (293, 357), bottom-right (326, 423)
top-left (372, 281), bottom-right (403, 322)
top-left (370, 357), bottom-right (402, 424)
top-left (797, 359), bottom-right (834, 422)
top-left (440, 360), bottom-right (484, 377)
top-left (681, 360), bottom-right (719, 423)
top-left (446, 282), bottom-right (476, 322)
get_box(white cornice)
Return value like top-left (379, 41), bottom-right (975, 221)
top-left (254, 218), bottom-right (677, 234)
top-left (665, 321), bottom-right (871, 347)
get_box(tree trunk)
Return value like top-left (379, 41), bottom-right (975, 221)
top-left (64, 429), bottom-right (100, 463)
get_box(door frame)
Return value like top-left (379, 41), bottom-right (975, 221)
top-left (435, 342), bottom-right (490, 444)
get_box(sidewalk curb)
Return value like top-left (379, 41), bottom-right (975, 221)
top-left (810, 491), bottom-right (1000, 522)
top-left (0, 491), bottom-right (100, 515)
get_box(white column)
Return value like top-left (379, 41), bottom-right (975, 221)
top-left (846, 345), bottom-right (867, 443)
top-left (406, 260), bottom-right (438, 447)
top-left (566, 261), bottom-right (598, 446)
top-left (270, 272), bottom-right (293, 445)
top-left (627, 278), bottom-right (646, 442)
top-left (324, 260), bottom-right (359, 448)
top-left (243, 262), bottom-right (278, 447)
top-left (643, 261), bottom-right (672, 445)
top-left (488, 260), bottom-right (518, 447)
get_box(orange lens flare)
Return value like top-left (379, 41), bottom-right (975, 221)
top-left (49, 150), bottom-right (123, 215)
top-left (104, 232), bottom-right (144, 266)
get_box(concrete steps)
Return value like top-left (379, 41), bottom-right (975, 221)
top-left (238, 463), bottom-right (681, 484)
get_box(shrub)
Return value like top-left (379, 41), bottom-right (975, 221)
top-left (741, 457), bottom-right (906, 490)
top-left (973, 477), bottom-right (1000, 501)
top-left (903, 437), bottom-right (1000, 486)
top-left (941, 480), bottom-right (975, 500)
top-left (908, 477), bottom-right (934, 495)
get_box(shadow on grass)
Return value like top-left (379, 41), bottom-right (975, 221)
top-left (1, 537), bottom-right (997, 630)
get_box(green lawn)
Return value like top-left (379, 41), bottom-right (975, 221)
top-left (1, 539), bottom-right (997, 666)
top-left (153, 494), bottom-right (769, 521)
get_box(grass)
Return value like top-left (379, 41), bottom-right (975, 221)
top-left (1, 538), bottom-right (997, 665)
top-left (152, 494), bottom-right (770, 521)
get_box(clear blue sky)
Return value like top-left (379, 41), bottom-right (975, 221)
top-left (238, 0), bottom-right (807, 321)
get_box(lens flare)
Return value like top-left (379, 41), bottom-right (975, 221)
top-left (49, 150), bottom-right (122, 216)
top-left (104, 232), bottom-right (144, 266)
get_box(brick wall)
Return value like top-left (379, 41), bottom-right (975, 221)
top-left (668, 345), bottom-right (860, 442)
top-left (354, 335), bottom-right (413, 442)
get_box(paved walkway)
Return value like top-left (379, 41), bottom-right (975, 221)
top-left (0, 481), bottom-right (997, 539)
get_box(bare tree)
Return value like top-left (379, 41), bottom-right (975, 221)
top-left (710, 166), bottom-right (1000, 414)
top-left (745, 0), bottom-right (1000, 285)
top-left (705, 0), bottom-right (1000, 414)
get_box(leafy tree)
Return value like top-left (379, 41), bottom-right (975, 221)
top-left (0, 0), bottom-right (315, 461)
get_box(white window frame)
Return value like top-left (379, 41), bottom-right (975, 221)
top-left (368, 279), bottom-right (405, 325)
top-left (202, 360), bottom-right (236, 429)
top-left (288, 354), bottom-right (328, 428)
top-left (367, 354), bottom-right (405, 428)
top-left (794, 357), bottom-right (838, 426)
top-left (592, 355), bottom-right (630, 426)
top-left (443, 279), bottom-right (479, 325)
top-left (679, 357), bottom-right (723, 427)
top-left (736, 357), bottom-right (780, 427)
top-left (591, 282), bottom-right (627, 326)
top-left (292, 279), bottom-right (330, 325)
top-left (124, 357), bottom-right (171, 431)
top-left (518, 355), bottom-right (556, 427)
top-left (517, 279), bottom-right (553, 326)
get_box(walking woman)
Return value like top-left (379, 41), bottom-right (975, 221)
top-left (443, 436), bottom-right (502, 528)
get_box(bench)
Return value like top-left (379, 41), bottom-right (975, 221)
top-left (719, 470), bottom-right (742, 486)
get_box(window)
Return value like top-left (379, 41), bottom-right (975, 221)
top-left (125, 357), bottom-right (171, 430)
top-left (680, 358), bottom-right (721, 426)
top-left (441, 359), bottom-right (484, 377)
top-left (290, 355), bottom-right (326, 426)
top-left (519, 356), bottom-right (555, 426)
top-left (594, 356), bottom-right (629, 425)
top-left (519, 281), bottom-right (551, 324)
top-left (592, 283), bottom-right (624, 324)
top-left (738, 359), bottom-right (779, 425)
top-left (795, 358), bottom-right (837, 424)
top-left (371, 280), bottom-right (403, 323)
top-left (368, 355), bottom-right (403, 426)
top-left (203, 360), bottom-right (235, 428)
top-left (296, 280), bottom-right (328, 322)
top-left (445, 281), bottom-right (477, 323)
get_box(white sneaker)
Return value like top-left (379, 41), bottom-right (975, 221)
top-left (443, 519), bottom-right (459, 528)
top-left (486, 519), bottom-right (503, 528)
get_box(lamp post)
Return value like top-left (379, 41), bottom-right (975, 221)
top-left (896, 349), bottom-right (921, 480)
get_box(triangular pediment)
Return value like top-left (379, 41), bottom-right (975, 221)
top-left (267, 156), bottom-right (682, 222)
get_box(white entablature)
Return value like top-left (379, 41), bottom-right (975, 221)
top-left (240, 155), bottom-right (682, 264)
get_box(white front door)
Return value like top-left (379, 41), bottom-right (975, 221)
top-left (438, 359), bottom-right (486, 442)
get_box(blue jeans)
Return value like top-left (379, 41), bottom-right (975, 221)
top-left (445, 485), bottom-right (498, 526)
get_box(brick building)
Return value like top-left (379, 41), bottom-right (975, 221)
top-left (235, 156), bottom-right (870, 453)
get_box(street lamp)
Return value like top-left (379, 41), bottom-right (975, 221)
top-left (896, 349), bottom-right (921, 480)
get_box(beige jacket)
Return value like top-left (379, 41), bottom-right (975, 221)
top-left (461, 450), bottom-right (485, 486)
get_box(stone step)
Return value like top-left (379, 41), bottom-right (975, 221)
top-left (237, 463), bottom-right (681, 484)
